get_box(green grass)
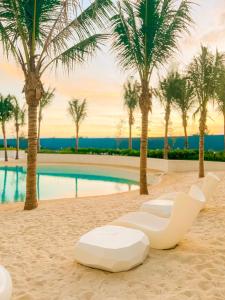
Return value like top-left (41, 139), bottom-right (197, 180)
top-left (38, 148), bottom-right (225, 162)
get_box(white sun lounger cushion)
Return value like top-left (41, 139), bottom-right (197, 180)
top-left (140, 199), bottom-right (174, 218)
top-left (74, 225), bottom-right (150, 272)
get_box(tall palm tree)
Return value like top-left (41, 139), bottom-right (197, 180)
top-left (12, 97), bottom-right (26, 159)
top-left (111, 0), bottom-right (193, 194)
top-left (215, 63), bottom-right (225, 152)
top-left (68, 99), bottom-right (87, 151)
top-left (123, 78), bottom-right (139, 150)
top-left (0, 95), bottom-right (14, 161)
top-left (0, 0), bottom-right (113, 210)
top-left (172, 74), bottom-right (195, 148)
top-left (156, 71), bottom-right (179, 159)
top-left (37, 88), bottom-right (55, 152)
top-left (188, 46), bottom-right (223, 177)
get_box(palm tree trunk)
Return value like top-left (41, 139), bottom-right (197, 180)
top-left (199, 131), bottom-right (204, 178)
top-left (223, 112), bottom-right (225, 153)
top-left (164, 125), bottom-right (169, 160)
top-left (15, 124), bottom-right (19, 159)
top-left (23, 70), bottom-right (43, 210)
top-left (24, 103), bottom-right (38, 210)
top-left (37, 107), bottom-right (41, 152)
top-left (199, 110), bottom-right (206, 178)
top-left (2, 122), bottom-right (8, 162)
top-left (140, 107), bottom-right (149, 195)
top-left (75, 124), bottom-right (79, 152)
top-left (164, 104), bottom-right (170, 159)
top-left (182, 113), bottom-right (188, 149)
top-left (128, 111), bottom-right (132, 150)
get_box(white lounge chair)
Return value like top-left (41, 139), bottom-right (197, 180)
top-left (140, 173), bottom-right (220, 218)
top-left (0, 266), bottom-right (12, 300)
top-left (74, 225), bottom-right (150, 272)
top-left (111, 192), bottom-right (204, 250)
top-left (201, 172), bottom-right (221, 203)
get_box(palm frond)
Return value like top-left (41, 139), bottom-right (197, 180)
top-left (123, 77), bottom-right (140, 110)
top-left (156, 70), bottom-right (180, 108)
top-left (68, 98), bottom-right (87, 125)
top-left (40, 88), bottom-right (55, 108)
top-left (188, 46), bottom-right (218, 107)
top-left (215, 58), bottom-right (225, 115)
top-left (149, 0), bottom-right (194, 71)
top-left (111, 0), bottom-right (194, 81)
top-left (172, 74), bottom-right (195, 114)
top-left (111, 1), bottom-right (143, 75)
top-left (42, 34), bottom-right (107, 73)
top-left (49, 0), bottom-right (115, 56)
top-left (0, 94), bottom-right (14, 123)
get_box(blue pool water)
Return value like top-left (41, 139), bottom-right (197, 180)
top-left (0, 165), bottom-right (139, 203)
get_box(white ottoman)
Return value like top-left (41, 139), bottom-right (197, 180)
top-left (140, 199), bottom-right (174, 218)
top-left (74, 225), bottom-right (150, 272)
top-left (0, 266), bottom-right (12, 300)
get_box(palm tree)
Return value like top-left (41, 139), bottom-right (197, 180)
top-left (68, 99), bottom-right (87, 151)
top-left (12, 97), bottom-right (26, 159)
top-left (215, 63), bottom-right (225, 152)
top-left (188, 46), bottom-right (223, 177)
top-left (156, 71), bottom-right (179, 159)
top-left (0, 95), bottom-right (14, 161)
top-left (0, 0), bottom-right (113, 210)
top-left (38, 88), bottom-right (55, 152)
top-left (172, 74), bottom-right (195, 148)
top-left (123, 78), bottom-right (139, 150)
top-left (111, 0), bottom-right (193, 194)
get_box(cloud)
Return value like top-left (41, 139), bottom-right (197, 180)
top-left (201, 28), bottom-right (225, 45)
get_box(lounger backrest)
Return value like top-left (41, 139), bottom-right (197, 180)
top-left (165, 192), bottom-right (202, 237)
top-left (201, 173), bottom-right (220, 202)
top-left (189, 184), bottom-right (206, 208)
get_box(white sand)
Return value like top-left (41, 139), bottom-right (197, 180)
top-left (1, 171), bottom-right (225, 300)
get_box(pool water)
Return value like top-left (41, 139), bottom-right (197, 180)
top-left (0, 165), bottom-right (139, 203)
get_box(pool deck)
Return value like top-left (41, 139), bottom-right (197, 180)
top-left (0, 154), bottom-right (164, 185)
top-left (1, 151), bottom-right (225, 173)
top-left (1, 169), bottom-right (225, 299)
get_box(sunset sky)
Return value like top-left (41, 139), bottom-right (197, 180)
top-left (0, 0), bottom-right (225, 139)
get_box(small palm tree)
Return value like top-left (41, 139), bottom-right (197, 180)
top-left (0, 95), bottom-right (14, 161)
top-left (38, 88), bottom-right (55, 152)
top-left (12, 97), bottom-right (26, 159)
top-left (188, 46), bottom-right (223, 177)
top-left (0, 0), bottom-right (113, 210)
top-left (156, 71), bottom-right (179, 159)
top-left (215, 63), bottom-right (225, 152)
top-left (123, 78), bottom-right (139, 150)
top-left (68, 99), bottom-right (87, 151)
top-left (172, 74), bottom-right (195, 148)
top-left (111, 0), bottom-right (193, 194)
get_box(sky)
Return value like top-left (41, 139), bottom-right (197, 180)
top-left (0, 0), bottom-right (225, 139)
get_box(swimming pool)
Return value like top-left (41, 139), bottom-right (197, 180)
top-left (0, 165), bottom-right (139, 203)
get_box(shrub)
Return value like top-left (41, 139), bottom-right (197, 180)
top-left (38, 148), bottom-right (225, 162)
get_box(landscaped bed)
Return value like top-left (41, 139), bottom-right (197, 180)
top-left (37, 148), bottom-right (225, 162)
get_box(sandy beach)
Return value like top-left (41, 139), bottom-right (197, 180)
top-left (1, 171), bottom-right (225, 300)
